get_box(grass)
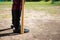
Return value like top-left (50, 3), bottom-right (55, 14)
top-left (25, 1), bottom-right (60, 9)
top-left (0, 1), bottom-right (60, 16)
top-left (0, 1), bottom-right (60, 5)
top-left (0, 1), bottom-right (12, 5)
top-left (24, 1), bottom-right (60, 15)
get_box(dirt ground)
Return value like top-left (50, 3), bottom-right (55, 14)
top-left (0, 6), bottom-right (60, 40)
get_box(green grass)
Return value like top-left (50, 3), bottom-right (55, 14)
top-left (0, 1), bottom-right (60, 5)
top-left (24, 1), bottom-right (60, 13)
top-left (54, 1), bottom-right (60, 5)
top-left (24, 1), bottom-right (60, 16)
top-left (0, 2), bottom-right (12, 8)
top-left (25, 1), bottom-right (60, 8)
top-left (0, 2), bottom-right (12, 5)
top-left (0, 1), bottom-right (60, 15)
top-left (25, 1), bottom-right (60, 5)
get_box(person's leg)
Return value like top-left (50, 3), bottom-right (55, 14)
top-left (11, 10), bottom-right (21, 33)
top-left (12, 10), bottom-right (29, 33)
top-left (11, 0), bottom-right (21, 33)
top-left (14, 10), bottom-right (21, 33)
top-left (11, 0), bottom-right (29, 33)
top-left (12, 10), bottom-right (21, 27)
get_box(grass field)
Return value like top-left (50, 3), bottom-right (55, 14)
top-left (25, 1), bottom-right (60, 16)
top-left (0, 1), bottom-right (60, 17)
top-left (0, 1), bottom-right (60, 5)
top-left (25, 1), bottom-right (60, 8)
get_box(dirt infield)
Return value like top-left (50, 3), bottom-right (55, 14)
top-left (0, 6), bottom-right (60, 40)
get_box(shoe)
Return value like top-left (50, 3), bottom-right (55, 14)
top-left (13, 29), bottom-right (20, 34)
top-left (13, 28), bottom-right (29, 34)
top-left (24, 29), bottom-right (29, 33)
top-left (11, 25), bottom-right (29, 34)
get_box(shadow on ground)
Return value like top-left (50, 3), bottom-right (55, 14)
top-left (0, 28), bottom-right (19, 37)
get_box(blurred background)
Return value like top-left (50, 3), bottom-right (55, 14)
top-left (0, 0), bottom-right (60, 40)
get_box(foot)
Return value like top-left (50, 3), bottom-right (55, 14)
top-left (13, 29), bottom-right (20, 34)
top-left (11, 25), bottom-right (29, 34)
top-left (13, 28), bottom-right (29, 34)
top-left (24, 29), bottom-right (29, 33)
